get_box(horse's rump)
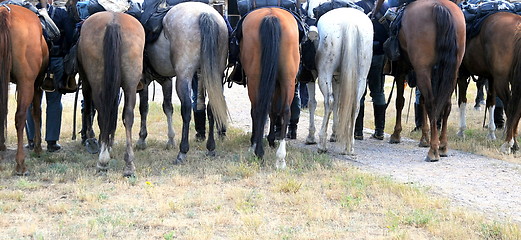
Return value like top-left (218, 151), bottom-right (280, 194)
top-left (506, 27), bottom-right (521, 130)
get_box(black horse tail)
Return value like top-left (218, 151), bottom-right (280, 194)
top-left (100, 21), bottom-right (122, 144)
top-left (506, 33), bottom-right (521, 130)
top-left (0, 9), bottom-right (11, 149)
top-left (199, 12), bottom-right (228, 130)
top-left (431, 3), bottom-right (458, 118)
top-left (255, 15), bottom-right (281, 157)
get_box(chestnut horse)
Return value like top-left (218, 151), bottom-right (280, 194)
top-left (240, 8), bottom-right (300, 169)
top-left (0, 5), bottom-right (48, 175)
top-left (457, 12), bottom-right (521, 154)
top-left (375, 0), bottom-right (466, 161)
top-left (139, 2), bottom-right (229, 164)
top-left (78, 12), bottom-right (145, 176)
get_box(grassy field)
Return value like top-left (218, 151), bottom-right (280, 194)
top-left (0, 83), bottom-right (520, 239)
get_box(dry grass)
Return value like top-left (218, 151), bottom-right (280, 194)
top-left (0, 84), bottom-right (520, 239)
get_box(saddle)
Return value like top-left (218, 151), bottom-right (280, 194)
top-left (460, 0), bottom-right (521, 39)
top-left (0, 0), bottom-right (61, 41)
top-left (312, 0), bottom-right (364, 22)
top-left (227, 6), bottom-right (308, 86)
top-left (140, 0), bottom-right (209, 43)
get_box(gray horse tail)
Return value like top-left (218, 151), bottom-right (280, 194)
top-left (506, 33), bottom-right (521, 135)
top-left (100, 21), bottom-right (122, 144)
top-left (432, 3), bottom-right (458, 119)
top-left (199, 12), bottom-right (228, 130)
top-left (0, 9), bottom-right (11, 149)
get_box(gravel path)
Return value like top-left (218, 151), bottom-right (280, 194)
top-left (217, 83), bottom-right (521, 224)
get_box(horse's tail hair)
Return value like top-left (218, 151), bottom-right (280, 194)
top-left (506, 32), bottom-right (521, 131)
top-left (0, 9), bottom-right (11, 147)
top-left (255, 15), bottom-right (280, 153)
top-left (431, 3), bottom-right (459, 118)
top-left (100, 22), bottom-right (122, 144)
top-left (337, 21), bottom-right (371, 151)
top-left (199, 12), bottom-right (228, 130)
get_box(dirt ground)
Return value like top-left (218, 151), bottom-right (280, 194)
top-left (211, 83), bottom-right (521, 225)
top-left (35, 80), bottom-right (521, 225)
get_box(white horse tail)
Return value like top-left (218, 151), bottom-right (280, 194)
top-left (336, 13), bottom-right (373, 153)
top-left (199, 12), bottom-right (229, 130)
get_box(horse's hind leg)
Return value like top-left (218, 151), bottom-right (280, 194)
top-left (174, 77), bottom-right (191, 164)
top-left (329, 79), bottom-right (340, 142)
top-left (161, 79), bottom-right (176, 150)
top-left (317, 73), bottom-right (334, 153)
top-left (439, 102), bottom-right (451, 157)
top-left (14, 82), bottom-right (35, 175)
top-left (30, 88), bottom-right (43, 154)
top-left (390, 74), bottom-right (406, 144)
top-left (136, 80), bottom-right (150, 150)
top-left (206, 104), bottom-right (216, 156)
top-left (306, 81), bottom-right (317, 144)
top-left (456, 76), bottom-right (469, 138)
top-left (122, 88), bottom-right (137, 176)
top-left (486, 85), bottom-right (497, 140)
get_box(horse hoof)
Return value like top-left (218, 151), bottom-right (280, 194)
top-left (317, 148), bottom-right (327, 154)
top-left (135, 140), bottom-right (147, 150)
top-left (15, 171), bottom-right (30, 176)
top-left (276, 159), bottom-right (287, 169)
top-left (86, 138), bottom-right (100, 154)
top-left (206, 150), bottom-right (216, 157)
top-left (424, 156), bottom-right (439, 162)
top-left (0, 144), bottom-right (6, 151)
top-left (418, 142), bottom-right (430, 148)
top-left (165, 141), bottom-right (175, 150)
top-left (389, 138), bottom-right (400, 144)
top-left (174, 153), bottom-right (186, 165)
top-left (329, 134), bottom-right (337, 142)
top-left (305, 137), bottom-right (317, 145)
top-left (123, 171), bottom-right (135, 178)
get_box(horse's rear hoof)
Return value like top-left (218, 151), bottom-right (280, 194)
top-left (135, 140), bottom-right (147, 150)
top-left (418, 142), bottom-right (430, 148)
top-left (424, 156), bottom-right (439, 162)
top-left (317, 148), bottom-right (327, 154)
top-left (305, 136), bottom-right (317, 145)
top-left (389, 138), bottom-right (400, 144)
top-left (123, 172), bottom-right (135, 178)
top-left (15, 171), bottom-right (30, 176)
top-left (174, 153), bottom-right (186, 165)
top-left (165, 140), bottom-right (175, 150)
top-left (206, 150), bottom-right (216, 157)
top-left (329, 134), bottom-right (337, 142)
top-left (86, 138), bottom-right (100, 154)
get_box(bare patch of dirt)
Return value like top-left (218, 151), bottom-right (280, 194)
top-left (221, 83), bottom-right (521, 224)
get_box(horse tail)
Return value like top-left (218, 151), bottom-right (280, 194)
top-left (506, 33), bottom-right (521, 130)
top-left (199, 12), bottom-right (228, 129)
top-left (337, 21), bottom-right (370, 146)
top-left (431, 3), bottom-right (458, 118)
top-left (0, 9), bottom-right (11, 146)
top-left (255, 15), bottom-right (280, 146)
top-left (99, 21), bottom-right (122, 144)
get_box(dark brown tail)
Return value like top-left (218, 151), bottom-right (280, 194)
top-left (506, 33), bottom-right (521, 130)
top-left (99, 21), bottom-right (122, 144)
top-left (431, 3), bottom-right (459, 118)
top-left (0, 9), bottom-right (11, 147)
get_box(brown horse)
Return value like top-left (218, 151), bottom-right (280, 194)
top-left (0, 5), bottom-right (48, 175)
top-left (376, 0), bottom-right (466, 161)
top-left (240, 8), bottom-right (300, 169)
top-left (77, 12), bottom-right (144, 176)
top-left (457, 12), bottom-right (521, 154)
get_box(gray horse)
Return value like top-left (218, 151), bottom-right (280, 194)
top-left (137, 2), bottom-right (229, 164)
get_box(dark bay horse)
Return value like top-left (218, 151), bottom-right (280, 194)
top-left (376, 0), bottom-right (466, 161)
top-left (77, 12), bottom-right (145, 176)
top-left (240, 8), bottom-right (300, 169)
top-left (0, 5), bottom-right (48, 175)
top-left (457, 12), bottom-right (521, 154)
top-left (139, 2), bottom-right (229, 164)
